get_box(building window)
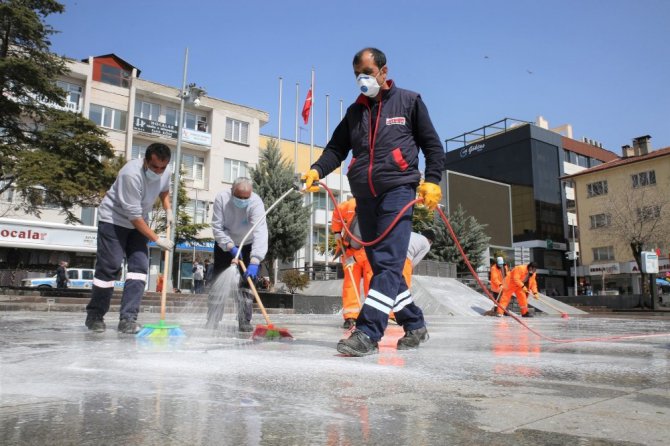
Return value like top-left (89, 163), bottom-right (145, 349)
top-left (592, 246), bottom-right (614, 261)
top-left (312, 192), bottom-right (329, 210)
top-left (182, 154), bottom-right (204, 181)
top-left (185, 112), bottom-right (208, 132)
top-left (0, 183), bottom-right (14, 203)
top-left (636, 205), bottom-right (661, 221)
top-left (575, 154), bottom-right (588, 167)
top-left (186, 199), bottom-right (208, 224)
top-left (631, 170), bottom-right (656, 189)
top-left (566, 199), bottom-right (576, 209)
top-left (131, 143), bottom-right (146, 160)
top-left (56, 80), bottom-right (82, 112)
top-left (589, 158), bottom-right (602, 167)
top-left (589, 213), bottom-right (611, 229)
top-left (90, 104), bottom-right (127, 131)
top-left (223, 158), bottom-right (248, 183)
top-left (100, 64), bottom-right (130, 88)
top-left (225, 118), bottom-right (249, 144)
top-left (165, 107), bottom-right (178, 126)
top-left (586, 180), bottom-right (608, 198)
top-left (134, 100), bottom-right (160, 121)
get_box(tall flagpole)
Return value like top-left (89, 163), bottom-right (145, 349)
top-left (274, 76), bottom-right (282, 287)
top-left (324, 93), bottom-right (330, 277)
top-left (294, 82), bottom-right (300, 269)
top-left (339, 99), bottom-right (344, 204)
top-left (308, 68), bottom-right (315, 272)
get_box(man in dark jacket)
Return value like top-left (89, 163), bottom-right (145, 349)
top-left (56, 261), bottom-right (69, 289)
top-left (302, 47), bottom-right (445, 356)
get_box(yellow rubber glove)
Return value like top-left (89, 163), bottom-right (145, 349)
top-left (301, 169), bottom-right (321, 193)
top-left (417, 182), bottom-right (442, 210)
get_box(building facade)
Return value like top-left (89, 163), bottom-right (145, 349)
top-left (444, 118), bottom-right (618, 294)
top-left (0, 54), bottom-right (269, 291)
top-left (563, 137), bottom-right (670, 294)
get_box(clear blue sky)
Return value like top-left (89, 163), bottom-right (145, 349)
top-left (48, 0), bottom-right (670, 155)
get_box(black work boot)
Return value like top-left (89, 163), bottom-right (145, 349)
top-left (397, 326), bottom-right (429, 350)
top-left (342, 318), bottom-right (356, 329)
top-left (522, 312), bottom-right (534, 318)
top-left (336, 329), bottom-right (378, 357)
top-left (238, 320), bottom-right (254, 332)
top-left (118, 319), bottom-right (140, 334)
top-left (85, 313), bottom-right (106, 333)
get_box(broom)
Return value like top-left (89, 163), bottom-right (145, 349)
top-left (238, 259), bottom-right (293, 340)
top-left (137, 224), bottom-right (185, 338)
top-left (533, 292), bottom-right (570, 319)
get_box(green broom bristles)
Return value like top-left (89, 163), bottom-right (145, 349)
top-left (136, 319), bottom-right (185, 338)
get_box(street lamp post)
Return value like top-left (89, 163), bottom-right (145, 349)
top-left (166, 48), bottom-right (205, 291)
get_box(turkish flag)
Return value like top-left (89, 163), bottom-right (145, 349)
top-left (301, 88), bottom-right (312, 124)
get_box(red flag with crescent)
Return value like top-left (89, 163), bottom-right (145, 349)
top-left (301, 88), bottom-right (312, 124)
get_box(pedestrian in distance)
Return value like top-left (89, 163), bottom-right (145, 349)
top-left (192, 258), bottom-right (205, 294)
top-left (302, 47), bottom-right (446, 356)
top-left (206, 177), bottom-right (268, 332)
top-left (56, 260), bottom-right (69, 289)
top-left (203, 258), bottom-right (214, 290)
top-left (84, 143), bottom-right (174, 334)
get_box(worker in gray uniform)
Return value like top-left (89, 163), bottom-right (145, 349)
top-left (85, 143), bottom-right (174, 334)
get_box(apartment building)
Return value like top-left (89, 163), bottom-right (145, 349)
top-left (0, 54), bottom-right (269, 291)
top-left (563, 136), bottom-right (670, 294)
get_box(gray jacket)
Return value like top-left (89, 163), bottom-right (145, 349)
top-left (211, 189), bottom-right (268, 263)
top-left (407, 232), bottom-right (431, 268)
top-left (98, 159), bottom-right (171, 229)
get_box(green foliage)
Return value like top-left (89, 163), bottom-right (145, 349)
top-left (428, 205), bottom-right (490, 273)
top-left (250, 139), bottom-right (310, 281)
top-left (150, 171), bottom-right (210, 245)
top-left (412, 205), bottom-right (435, 233)
top-left (281, 269), bottom-right (310, 294)
top-left (0, 0), bottom-right (119, 223)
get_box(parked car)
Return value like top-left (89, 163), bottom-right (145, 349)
top-left (21, 268), bottom-right (124, 290)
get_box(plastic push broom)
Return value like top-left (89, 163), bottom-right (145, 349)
top-left (238, 259), bottom-right (293, 341)
top-left (137, 225), bottom-right (185, 338)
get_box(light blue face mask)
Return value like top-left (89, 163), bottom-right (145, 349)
top-left (144, 168), bottom-right (162, 182)
top-left (233, 196), bottom-right (250, 209)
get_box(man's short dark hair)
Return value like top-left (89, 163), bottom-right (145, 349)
top-left (528, 262), bottom-right (538, 269)
top-left (145, 143), bottom-right (171, 162)
top-left (421, 229), bottom-right (436, 243)
top-left (353, 47), bottom-right (386, 69)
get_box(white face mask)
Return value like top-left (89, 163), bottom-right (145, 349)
top-left (356, 70), bottom-right (383, 97)
top-left (144, 168), bottom-right (162, 182)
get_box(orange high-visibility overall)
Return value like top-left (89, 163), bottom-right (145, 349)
top-left (332, 198), bottom-right (372, 320)
top-left (497, 264), bottom-right (537, 316)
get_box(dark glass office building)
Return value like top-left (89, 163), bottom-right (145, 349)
top-left (444, 119), bottom-right (618, 293)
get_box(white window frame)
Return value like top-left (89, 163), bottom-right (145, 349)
top-left (631, 170), bottom-right (656, 189)
top-left (592, 246), bottom-right (615, 261)
top-left (225, 118), bottom-right (249, 144)
top-left (636, 205), bottom-right (661, 221)
top-left (223, 158), bottom-right (248, 183)
top-left (182, 154), bottom-right (205, 181)
top-left (134, 100), bottom-right (160, 121)
top-left (186, 199), bottom-right (208, 224)
top-left (184, 111), bottom-right (209, 132)
top-left (586, 180), bottom-right (608, 198)
top-left (90, 103), bottom-right (127, 131)
top-left (165, 107), bottom-right (179, 126)
top-left (589, 213), bottom-right (611, 229)
top-left (56, 80), bottom-right (82, 112)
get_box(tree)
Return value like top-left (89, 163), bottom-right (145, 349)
top-left (0, 0), bottom-right (117, 223)
top-left (428, 204), bottom-right (490, 274)
top-left (250, 139), bottom-right (310, 281)
top-left (149, 171), bottom-right (210, 247)
top-left (596, 186), bottom-right (669, 304)
top-left (412, 205), bottom-right (434, 233)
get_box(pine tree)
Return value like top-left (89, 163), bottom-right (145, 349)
top-left (0, 0), bottom-right (117, 223)
top-left (250, 139), bottom-right (310, 281)
top-left (428, 205), bottom-right (490, 273)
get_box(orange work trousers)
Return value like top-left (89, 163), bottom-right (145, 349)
top-left (342, 248), bottom-right (372, 320)
top-left (497, 286), bottom-right (529, 316)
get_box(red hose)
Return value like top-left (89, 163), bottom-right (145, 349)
top-left (318, 181), bottom-right (669, 344)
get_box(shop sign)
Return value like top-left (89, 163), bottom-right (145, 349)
top-left (0, 220), bottom-right (97, 251)
top-left (588, 263), bottom-right (620, 275)
top-left (182, 128), bottom-right (212, 146)
top-left (459, 143), bottom-right (485, 158)
top-left (133, 117), bottom-right (178, 139)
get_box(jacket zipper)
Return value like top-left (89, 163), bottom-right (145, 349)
top-left (367, 98), bottom-right (382, 197)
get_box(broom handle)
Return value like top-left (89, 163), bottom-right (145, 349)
top-left (533, 293), bottom-right (565, 314)
top-left (160, 223), bottom-right (170, 321)
top-left (238, 259), bottom-right (272, 326)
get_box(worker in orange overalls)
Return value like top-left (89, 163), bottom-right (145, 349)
top-left (497, 262), bottom-right (538, 317)
top-left (332, 196), bottom-right (373, 329)
top-left (484, 256), bottom-right (509, 315)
